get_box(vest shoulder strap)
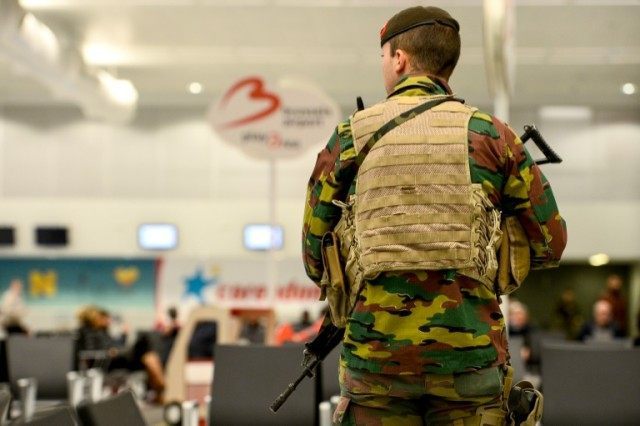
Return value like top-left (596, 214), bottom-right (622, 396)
top-left (350, 95), bottom-right (465, 166)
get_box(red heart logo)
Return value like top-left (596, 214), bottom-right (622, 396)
top-left (219, 77), bottom-right (281, 129)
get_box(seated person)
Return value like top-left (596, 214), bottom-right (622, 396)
top-left (508, 300), bottom-right (535, 367)
top-left (2, 315), bottom-right (29, 336)
top-left (293, 310), bottom-right (312, 332)
top-left (578, 299), bottom-right (625, 343)
top-left (76, 306), bottom-right (165, 400)
top-left (275, 309), bottom-right (324, 346)
top-left (160, 307), bottom-right (181, 366)
top-left (238, 319), bottom-right (265, 345)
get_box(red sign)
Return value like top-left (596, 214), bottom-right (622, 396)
top-left (209, 76), bottom-right (340, 160)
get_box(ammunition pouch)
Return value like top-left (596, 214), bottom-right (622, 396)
top-left (320, 232), bottom-right (348, 327)
top-left (496, 216), bottom-right (531, 295)
top-left (319, 197), bottom-right (365, 328)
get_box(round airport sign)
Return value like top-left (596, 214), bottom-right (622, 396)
top-left (209, 76), bottom-right (341, 160)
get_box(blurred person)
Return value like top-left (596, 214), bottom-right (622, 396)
top-left (601, 274), bottom-right (628, 335)
top-left (578, 299), bottom-right (625, 342)
top-left (508, 300), bottom-right (534, 365)
top-left (293, 310), bottom-right (312, 332)
top-left (274, 321), bottom-right (295, 346)
top-left (2, 315), bottom-right (29, 335)
top-left (0, 279), bottom-right (27, 323)
top-left (76, 306), bottom-right (127, 353)
top-left (302, 5), bottom-right (566, 424)
top-left (275, 308), bottom-right (325, 346)
top-left (159, 306), bottom-right (181, 365)
top-left (76, 306), bottom-right (165, 400)
top-left (163, 306), bottom-right (181, 339)
top-left (552, 288), bottom-right (582, 339)
top-left (238, 318), bottom-right (266, 345)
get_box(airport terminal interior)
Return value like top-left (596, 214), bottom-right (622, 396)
top-left (0, 0), bottom-right (639, 425)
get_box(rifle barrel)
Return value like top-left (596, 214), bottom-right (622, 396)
top-left (270, 360), bottom-right (319, 413)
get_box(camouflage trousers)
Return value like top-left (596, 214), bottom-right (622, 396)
top-left (334, 364), bottom-right (511, 425)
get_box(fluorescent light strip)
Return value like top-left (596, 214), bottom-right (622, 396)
top-left (539, 106), bottom-right (593, 121)
top-left (589, 253), bottom-right (610, 267)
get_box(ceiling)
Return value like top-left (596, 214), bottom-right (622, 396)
top-left (1, 0), bottom-right (639, 110)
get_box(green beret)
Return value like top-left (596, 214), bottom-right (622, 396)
top-left (380, 6), bottom-right (460, 47)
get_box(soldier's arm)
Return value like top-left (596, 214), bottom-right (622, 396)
top-left (302, 120), bottom-right (357, 284)
top-left (499, 121), bottom-right (568, 269)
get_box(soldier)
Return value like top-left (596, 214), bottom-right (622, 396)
top-left (302, 6), bottom-right (567, 425)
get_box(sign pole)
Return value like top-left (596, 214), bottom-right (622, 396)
top-left (267, 158), bottom-right (278, 307)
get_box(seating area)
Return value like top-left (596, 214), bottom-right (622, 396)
top-left (0, 317), bottom-right (640, 426)
top-left (0, 329), bottom-right (341, 425)
top-left (3, 327), bottom-right (640, 425)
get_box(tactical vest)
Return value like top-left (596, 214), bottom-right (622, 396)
top-left (348, 96), bottom-right (502, 289)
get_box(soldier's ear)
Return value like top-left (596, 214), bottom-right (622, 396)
top-left (393, 48), bottom-right (410, 75)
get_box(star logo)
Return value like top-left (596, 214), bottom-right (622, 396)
top-left (183, 268), bottom-right (217, 303)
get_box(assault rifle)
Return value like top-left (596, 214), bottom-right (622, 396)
top-left (270, 318), bottom-right (345, 413)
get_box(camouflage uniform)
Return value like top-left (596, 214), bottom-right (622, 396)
top-left (302, 75), bottom-right (567, 424)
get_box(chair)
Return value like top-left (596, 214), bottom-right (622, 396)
top-left (76, 390), bottom-right (146, 426)
top-left (0, 340), bottom-right (8, 383)
top-left (583, 337), bottom-right (633, 349)
top-left (0, 387), bottom-right (11, 424)
top-left (6, 335), bottom-right (75, 400)
top-left (507, 336), bottom-right (526, 383)
top-left (529, 329), bottom-right (564, 365)
top-left (210, 344), bottom-right (316, 426)
top-left (541, 342), bottom-right (640, 425)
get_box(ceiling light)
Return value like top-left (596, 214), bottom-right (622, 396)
top-left (539, 106), bottom-right (593, 122)
top-left (589, 253), bottom-right (610, 267)
top-left (621, 83), bottom-right (636, 96)
top-left (19, 13), bottom-right (60, 63)
top-left (97, 71), bottom-right (138, 106)
top-left (83, 43), bottom-right (127, 66)
top-left (188, 82), bottom-right (203, 94)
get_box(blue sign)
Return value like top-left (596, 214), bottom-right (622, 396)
top-left (0, 258), bottom-right (157, 309)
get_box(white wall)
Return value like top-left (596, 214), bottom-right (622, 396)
top-left (0, 106), bottom-right (317, 258)
top-left (0, 198), bottom-right (305, 259)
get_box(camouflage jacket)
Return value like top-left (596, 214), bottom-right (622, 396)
top-left (302, 75), bottom-right (567, 375)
